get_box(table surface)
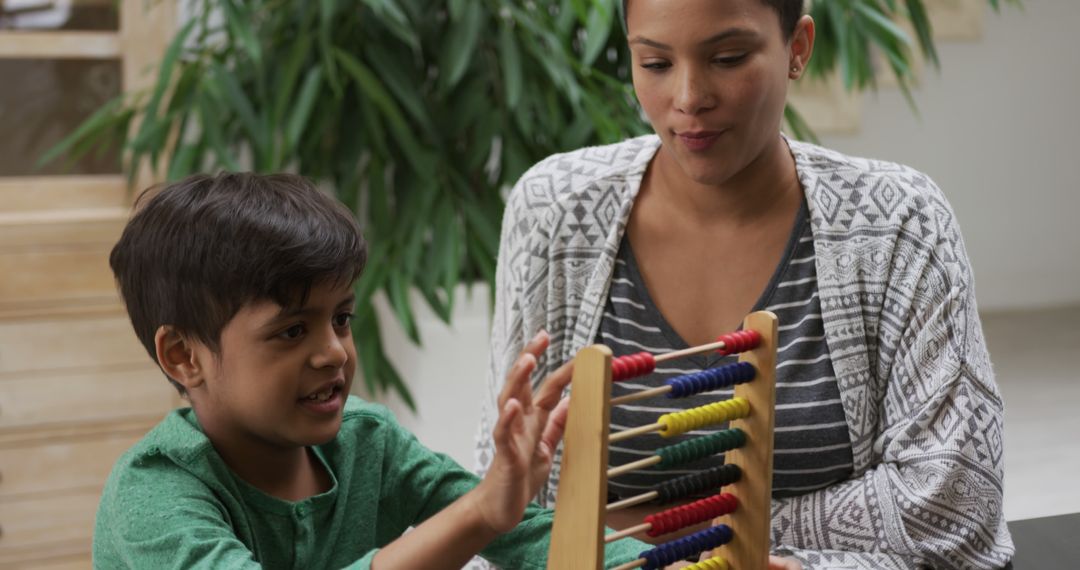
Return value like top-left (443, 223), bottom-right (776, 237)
top-left (1006, 512), bottom-right (1080, 569)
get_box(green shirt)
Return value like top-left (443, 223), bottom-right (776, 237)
top-left (94, 396), bottom-right (646, 569)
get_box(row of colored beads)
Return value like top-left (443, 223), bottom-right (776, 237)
top-left (611, 352), bottom-right (656, 381)
top-left (685, 556), bottom-right (731, 570)
top-left (644, 493), bottom-right (739, 536)
top-left (655, 464), bottom-right (743, 504)
top-left (715, 329), bottom-right (761, 355)
top-left (657, 398), bottom-right (750, 438)
top-left (666, 362), bottom-right (756, 398)
top-left (638, 525), bottom-right (734, 570)
top-left (654, 428), bottom-right (747, 468)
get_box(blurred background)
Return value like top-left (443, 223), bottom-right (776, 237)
top-left (0, 0), bottom-right (1075, 567)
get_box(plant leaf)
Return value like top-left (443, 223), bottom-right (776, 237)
top-left (361, 0), bottom-right (420, 51)
top-left (438, 1), bottom-right (484, 92)
top-left (498, 18), bottom-right (524, 109)
top-left (221, 0), bottom-right (262, 65)
top-left (582, 3), bottom-right (613, 66)
top-left (285, 66), bottom-right (324, 155)
top-left (335, 49), bottom-right (434, 172)
top-left (37, 97), bottom-right (125, 168)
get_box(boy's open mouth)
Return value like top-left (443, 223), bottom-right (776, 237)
top-left (299, 379), bottom-right (345, 406)
top-left (302, 386), bottom-right (339, 402)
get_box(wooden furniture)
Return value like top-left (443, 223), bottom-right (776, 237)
top-left (0, 3), bottom-right (175, 567)
top-left (548, 311), bottom-right (778, 570)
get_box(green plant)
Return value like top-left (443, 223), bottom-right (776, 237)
top-left (44, 0), bottom-right (1016, 409)
top-left (801, 0), bottom-right (1020, 119)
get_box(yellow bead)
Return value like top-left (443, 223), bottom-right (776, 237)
top-left (686, 556), bottom-right (730, 570)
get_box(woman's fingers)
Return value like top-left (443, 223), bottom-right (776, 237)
top-left (767, 556), bottom-right (802, 570)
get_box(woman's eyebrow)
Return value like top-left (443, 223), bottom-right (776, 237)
top-left (629, 28), bottom-right (758, 50)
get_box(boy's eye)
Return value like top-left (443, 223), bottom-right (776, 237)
top-left (333, 312), bottom-right (354, 328)
top-left (280, 324), bottom-right (305, 340)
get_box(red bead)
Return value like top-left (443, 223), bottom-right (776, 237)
top-left (611, 360), bottom-right (626, 380)
top-left (611, 352), bottom-right (656, 382)
top-left (716, 329), bottom-right (761, 356)
top-left (643, 493), bottom-right (739, 536)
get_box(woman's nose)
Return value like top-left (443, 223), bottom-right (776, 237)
top-left (674, 66), bottom-right (716, 115)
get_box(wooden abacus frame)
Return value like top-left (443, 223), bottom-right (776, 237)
top-left (547, 311), bottom-right (778, 570)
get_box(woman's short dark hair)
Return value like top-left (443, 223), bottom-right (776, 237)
top-left (622, 0), bottom-right (805, 39)
top-left (110, 172), bottom-right (367, 394)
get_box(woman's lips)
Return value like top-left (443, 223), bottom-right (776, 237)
top-left (676, 130), bottom-right (724, 151)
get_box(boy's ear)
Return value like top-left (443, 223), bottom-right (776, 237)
top-left (154, 325), bottom-right (206, 391)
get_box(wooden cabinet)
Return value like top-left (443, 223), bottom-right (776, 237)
top-left (0, 206), bottom-right (176, 568)
top-left (0, 3), bottom-right (175, 567)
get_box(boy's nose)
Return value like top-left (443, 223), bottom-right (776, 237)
top-left (311, 331), bottom-right (350, 369)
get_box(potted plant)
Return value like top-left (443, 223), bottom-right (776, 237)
top-left (44, 0), bottom-right (1017, 408)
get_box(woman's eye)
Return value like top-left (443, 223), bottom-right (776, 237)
top-left (640, 61), bottom-right (671, 71)
top-left (714, 54), bottom-right (748, 65)
top-left (333, 312), bottom-right (354, 328)
top-left (280, 324), bottom-right (305, 340)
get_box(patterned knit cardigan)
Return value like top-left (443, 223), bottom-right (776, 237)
top-left (474, 135), bottom-right (1014, 569)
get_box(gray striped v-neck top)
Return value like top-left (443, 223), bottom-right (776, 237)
top-left (599, 199), bottom-right (854, 500)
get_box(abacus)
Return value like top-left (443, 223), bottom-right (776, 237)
top-left (547, 311), bottom-right (778, 570)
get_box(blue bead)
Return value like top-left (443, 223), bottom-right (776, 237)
top-left (665, 362), bottom-right (756, 398)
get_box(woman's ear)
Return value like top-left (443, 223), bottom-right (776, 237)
top-left (788, 14), bottom-right (816, 79)
top-left (155, 325), bottom-right (206, 392)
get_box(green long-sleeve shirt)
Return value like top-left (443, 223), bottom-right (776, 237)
top-left (94, 396), bottom-right (646, 569)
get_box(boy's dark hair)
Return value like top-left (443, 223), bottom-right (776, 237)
top-left (110, 172), bottom-right (367, 395)
top-left (622, 0), bottom-right (806, 39)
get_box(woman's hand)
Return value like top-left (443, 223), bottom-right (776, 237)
top-left (663, 555), bottom-right (801, 569)
top-left (769, 555), bottom-right (803, 569)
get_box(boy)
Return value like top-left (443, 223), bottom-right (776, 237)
top-left (94, 173), bottom-right (647, 568)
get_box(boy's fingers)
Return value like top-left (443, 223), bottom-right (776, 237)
top-left (498, 352), bottom-right (535, 410)
top-left (534, 359), bottom-right (573, 410)
top-left (497, 330), bottom-right (548, 410)
top-left (493, 398), bottom-right (523, 455)
top-left (539, 397), bottom-right (571, 452)
top-left (522, 329), bottom-right (549, 358)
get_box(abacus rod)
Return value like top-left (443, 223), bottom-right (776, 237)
top-left (604, 522), bottom-right (652, 543)
top-left (606, 491), bottom-right (658, 512)
top-left (607, 455), bottom-right (662, 478)
top-left (611, 559), bottom-right (647, 570)
top-left (653, 340), bottom-right (726, 363)
top-left (609, 422), bottom-right (664, 443)
top-left (610, 385), bottom-right (670, 406)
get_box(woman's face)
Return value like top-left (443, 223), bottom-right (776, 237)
top-left (627, 0), bottom-right (808, 187)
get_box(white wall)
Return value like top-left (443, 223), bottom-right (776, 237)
top-left (362, 0), bottom-right (1079, 470)
top-left (819, 0), bottom-right (1080, 311)
top-left (361, 287), bottom-right (492, 468)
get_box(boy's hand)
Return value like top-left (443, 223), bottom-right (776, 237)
top-left (473, 330), bottom-right (572, 533)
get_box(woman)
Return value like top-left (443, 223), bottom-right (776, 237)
top-left (475, 0), bottom-right (1014, 568)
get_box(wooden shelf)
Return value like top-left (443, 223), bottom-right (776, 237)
top-left (0, 31), bottom-right (121, 59)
